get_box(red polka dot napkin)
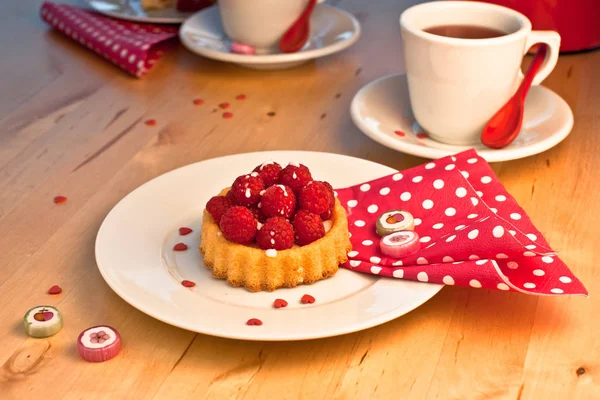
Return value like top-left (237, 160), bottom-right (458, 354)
top-left (40, 2), bottom-right (179, 77)
top-left (335, 149), bottom-right (587, 296)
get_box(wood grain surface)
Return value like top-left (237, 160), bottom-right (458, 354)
top-left (0, 0), bottom-right (598, 399)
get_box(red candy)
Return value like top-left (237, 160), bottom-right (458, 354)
top-left (231, 42), bottom-right (256, 55)
top-left (273, 298), bottom-right (288, 308)
top-left (145, 119), bottom-right (157, 126)
top-left (219, 102), bottom-right (230, 109)
top-left (246, 318), bottom-right (262, 326)
top-left (179, 227), bottom-right (193, 235)
top-left (416, 132), bottom-right (428, 139)
top-left (300, 294), bottom-right (315, 304)
top-left (54, 196), bottom-right (67, 205)
top-left (48, 285), bottom-right (62, 295)
top-left (181, 280), bottom-right (196, 287)
top-left (223, 112), bottom-right (233, 119)
top-left (236, 94), bottom-right (247, 100)
top-left (395, 130), bottom-right (406, 137)
top-left (174, 243), bottom-right (188, 251)
top-left (193, 98), bottom-right (204, 105)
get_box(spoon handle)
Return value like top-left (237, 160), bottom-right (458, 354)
top-left (517, 44), bottom-right (548, 101)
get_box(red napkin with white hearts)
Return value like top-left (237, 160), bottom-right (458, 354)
top-left (40, 2), bottom-right (178, 77)
top-left (335, 149), bottom-right (587, 296)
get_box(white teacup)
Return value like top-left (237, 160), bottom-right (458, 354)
top-left (400, 1), bottom-right (561, 146)
top-left (219, 0), bottom-right (326, 55)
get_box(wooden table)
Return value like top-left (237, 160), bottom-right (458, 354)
top-left (1, 0), bottom-right (599, 398)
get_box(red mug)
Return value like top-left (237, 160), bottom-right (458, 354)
top-left (473, 0), bottom-right (600, 52)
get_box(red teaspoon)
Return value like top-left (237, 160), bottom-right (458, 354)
top-left (278, 0), bottom-right (317, 53)
top-left (481, 44), bottom-right (548, 149)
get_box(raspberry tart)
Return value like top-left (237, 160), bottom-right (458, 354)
top-left (200, 162), bottom-right (352, 292)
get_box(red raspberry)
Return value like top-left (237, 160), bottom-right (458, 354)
top-left (293, 210), bottom-right (325, 246)
top-left (248, 205), bottom-right (267, 223)
top-left (231, 173), bottom-right (265, 207)
top-left (219, 206), bottom-right (258, 244)
top-left (253, 162), bottom-right (282, 187)
top-left (206, 195), bottom-right (233, 224)
top-left (256, 217), bottom-right (294, 250)
top-left (299, 181), bottom-right (331, 215)
top-left (318, 181), bottom-right (335, 220)
top-left (260, 185), bottom-right (296, 219)
top-left (279, 163), bottom-right (312, 194)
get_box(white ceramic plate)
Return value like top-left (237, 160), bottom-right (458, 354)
top-left (351, 74), bottom-right (574, 162)
top-left (179, 5), bottom-right (361, 70)
top-left (85, 0), bottom-right (192, 24)
top-left (95, 151), bottom-right (443, 341)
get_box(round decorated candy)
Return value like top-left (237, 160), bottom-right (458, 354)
top-left (230, 42), bottom-right (256, 55)
top-left (379, 230), bottom-right (420, 258)
top-left (24, 305), bottom-right (63, 338)
top-left (376, 210), bottom-right (414, 237)
top-left (77, 325), bottom-right (122, 363)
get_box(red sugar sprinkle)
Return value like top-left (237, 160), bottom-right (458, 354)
top-left (54, 196), bottom-right (67, 205)
top-left (145, 119), bottom-right (157, 126)
top-left (179, 227), bottom-right (193, 236)
top-left (48, 285), bottom-right (62, 295)
top-left (174, 243), bottom-right (188, 251)
top-left (222, 112), bottom-right (233, 119)
top-left (394, 130), bottom-right (406, 137)
top-left (416, 132), bottom-right (428, 139)
top-left (300, 294), bottom-right (315, 304)
top-left (181, 280), bottom-right (196, 288)
top-left (219, 102), bottom-right (230, 109)
top-left (236, 94), bottom-right (246, 100)
top-left (246, 318), bottom-right (263, 326)
top-left (193, 99), bottom-right (204, 105)
top-left (273, 299), bottom-right (288, 309)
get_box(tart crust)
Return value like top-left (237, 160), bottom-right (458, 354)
top-left (200, 189), bottom-right (352, 292)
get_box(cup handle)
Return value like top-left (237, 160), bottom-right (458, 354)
top-left (520, 31), bottom-right (561, 86)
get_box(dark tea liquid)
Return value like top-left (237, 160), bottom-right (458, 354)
top-left (424, 25), bottom-right (506, 39)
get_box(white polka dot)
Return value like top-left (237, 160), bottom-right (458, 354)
top-left (526, 233), bottom-right (538, 241)
top-left (461, 171), bottom-right (469, 179)
top-left (467, 158), bottom-right (478, 164)
top-left (349, 260), bottom-right (361, 267)
top-left (354, 220), bottom-right (366, 227)
top-left (443, 276), bottom-right (455, 285)
top-left (524, 251), bottom-right (536, 257)
top-left (347, 200), bottom-right (358, 208)
top-left (400, 192), bottom-right (411, 201)
top-left (422, 199), bottom-right (434, 209)
top-left (559, 276), bottom-right (572, 283)
top-left (497, 283), bottom-right (509, 291)
top-left (496, 253), bottom-right (508, 259)
top-left (525, 244), bottom-right (536, 250)
top-left (446, 235), bottom-right (456, 242)
top-left (112, 43), bottom-right (120, 51)
top-left (523, 282), bottom-right (536, 289)
top-left (393, 269), bottom-right (404, 278)
top-left (507, 261), bottom-right (519, 269)
top-left (141, 44), bottom-right (150, 50)
top-left (475, 191), bottom-right (483, 197)
top-left (412, 176), bottom-right (423, 183)
top-left (362, 240), bottom-right (373, 246)
top-left (414, 218), bottom-right (422, 226)
top-left (417, 272), bottom-right (428, 282)
top-left (379, 187), bottom-right (391, 196)
top-left (475, 260), bottom-right (487, 265)
top-left (481, 176), bottom-right (492, 184)
top-left (370, 256), bottom-right (381, 264)
top-left (491, 208), bottom-right (498, 213)
top-left (417, 257), bottom-right (428, 265)
top-left (510, 213), bottom-right (522, 220)
top-left (455, 187), bottom-right (467, 198)
top-left (468, 229), bottom-right (479, 239)
top-left (445, 164), bottom-right (455, 171)
top-left (442, 256), bottom-right (454, 263)
top-left (392, 260), bottom-right (403, 266)
top-left (470, 279), bottom-right (482, 288)
top-left (370, 266), bottom-right (382, 274)
top-left (471, 197), bottom-right (479, 206)
top-left (455, 224), bottom-right (466, 231)
top-left (492, 226), bottom-right (504, 238)
top-left (392, 173), bottom-right (403, 181)
top-left (360, 184), bottom-right (370, 192)
top-left (128, 54), bottom-right (136, 63)
top-left (533, 269), bottom-right (545, 276)
top-left (433, 179), bottom-right (444, 189)
top-left (469, 255), bottom-right (480, 260)
top-left (551, 288), bottom-right (564, 294)
top-left (542, 256), bottom-right (554, 264)
top-left (433, 223), bottom-right (444, 229)
top-left (367, 205), bottom-right (378, 214)
top-left (495, 195), bottom-right (506, 202)
top-left (425, 162), bottom-right (435, 169)
top-left (452, 261), bottom-right (464, 265)
top-left (348, 251), bottom-right (359, 257)
top-left (419, 236), bottom-right (431, 243)
top-left (467, 214), bottom-right (478, 219)
top-left (509, 230), bottom-right (517, 235)
top-left (445, 207), bottom-right (456, 216)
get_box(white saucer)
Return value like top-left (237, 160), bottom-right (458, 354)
top-left (350, 74), bottom-right (574, 162)
top-left (95, 151), bottom-right (442, 341)
top-left (85, 0), bottom-right (193, 23)
top-left (179, 5), bottom-right (361, 70)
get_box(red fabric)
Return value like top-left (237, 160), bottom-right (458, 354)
top-left (40, 2), bottom-right (178, 78)
top-left (336, 149), bottom-right (587, 296)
